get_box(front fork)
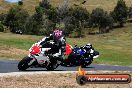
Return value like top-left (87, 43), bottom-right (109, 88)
top-left (27, 54), bottom-right (36, 66)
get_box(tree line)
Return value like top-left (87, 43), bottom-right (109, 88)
top-left (0, 0), bottom-right (132, 37)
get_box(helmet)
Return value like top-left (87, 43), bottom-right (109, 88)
top-left (53, 30), bottom-right (63, 42)
top-left (84, 43), bottom-right (92, 50)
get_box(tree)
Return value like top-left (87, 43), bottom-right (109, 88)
top-left (25, 6), bottom-right (45, 35)
top-left (0, 21), bottom-right (4, 32)
top-left (4, 6), bottom-right (29, 33)
top-left (128, 6), bottom-right (132, 18)
top-left (39, 0), bottom-right (57, 22)
top-left (72, 6), bottom-right (89, 25)
top-left (111, 0), bottom-right (128, 27)
top-left (89, 8), bottom-right (113, 33)
top-left (46, 6), bottom-right (57, 23)
top-left (42, 20), bottom-right (56, 35)
top-left (71, 6), bottom-right (89, 36)
top-left (55, 0), bottom-right (77, 36)
top-left (18, 1), bottom-right (23, 6)
top-left (0, 13), bottom-right (6, 21)
top-left (57, 0), bottom-right (71, 23)
top-left (62, 16), bottom-right (76, 36)
top-left (0, 13), bottom-right (6, 25)
top-left (39, 0), bottom-right (51, 9)
top-left (25, 6), bottom-right (55, 35)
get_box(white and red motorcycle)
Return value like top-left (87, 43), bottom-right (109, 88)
top-left (18, 40), bottom-right (73, 71)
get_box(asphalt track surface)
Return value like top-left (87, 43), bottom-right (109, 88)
top-left (0, 60), bottom-right (132, 73)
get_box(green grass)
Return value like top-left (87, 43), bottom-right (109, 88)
top-left (0, 23), bottom-right (132, 66)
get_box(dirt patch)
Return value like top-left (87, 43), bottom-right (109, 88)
top-left (0, 46), bottom-right (28, 55)
top-left (0, 72), bottom-right (131, 88)
top-left (0, 46), bottom-right (28, 59)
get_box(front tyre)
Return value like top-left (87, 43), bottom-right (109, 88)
top-left (18, 56), bottom-right (33, 71)
top-left (46, 58), bottom-right (59, 71)
top-left (81, 60), bottom-right (92, 68)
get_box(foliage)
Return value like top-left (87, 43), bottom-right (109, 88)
top-left (72, 6), bottom-right (89, 24)
top-left (111, 0), bottom-right (128, 27)
top-left (0, 22), bottom-right (4, 32)
top-left (0, 13), bottom-right (6, 22)
top-left (55, 0), bottom-right (77, 36)
top-left (39, 0), bottom-right (51, 9)
top-left (63, 16), bottom-right (76, 36)
top-left (25, 6), bottom-right (45, 35)
top-left (25, 5), bottom-right (55, 35)
top-left (0, 0), bottom-right (131, 36)
top-left (47, 7), bottom-right (58, 22)
top-left (4, 6), bottom-right (29, 33)
top-left (18, 1), bottom-right (23, 6)
top-left (128, 6), bottom-right (132, 18)
top-left (39, 0), bottom-right (57, 22)
top-left (43, 20), bottom-right (56, 35)
top-left (71, 6), bottom-right (90, 36)
top-left (56, 0), bottom-right (71, 22)
top-left (89, 8), bottom-right (113, 33)
top-left (56, 3), bottom-right (89, 36)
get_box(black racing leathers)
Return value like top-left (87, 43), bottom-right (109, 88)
top-left (39, 34), bottom-right (66, 59)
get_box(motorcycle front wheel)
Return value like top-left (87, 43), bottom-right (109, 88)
top-left (18, 56), bottom-right (33, 71)
top-left (81, 60), bottom-right (92, 68)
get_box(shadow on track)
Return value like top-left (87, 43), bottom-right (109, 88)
top-left (81, 66), bottom-right (95, 69)
top-left (24, 69), bottom-right (65, 71)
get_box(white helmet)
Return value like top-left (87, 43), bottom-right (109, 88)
top-left (85, 43), bottom-right (92, 50)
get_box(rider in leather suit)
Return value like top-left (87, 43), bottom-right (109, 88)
top-left (37, 29), bottom-right (66, 61)
top-left (80, 43), bottom-right (94, 59)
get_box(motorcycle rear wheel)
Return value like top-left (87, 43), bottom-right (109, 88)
top-left (81, 60), bottom-right (92, 68)
top-left (18, 56), bottom-right (33, 71)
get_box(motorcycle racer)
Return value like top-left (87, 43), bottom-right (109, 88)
top-left (37, 29), bottom-right (66, 61)
top-left (80, 43), bottom-right (95, 58)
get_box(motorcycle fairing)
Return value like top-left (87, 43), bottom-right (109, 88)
top-left (30, 44), bottom-right (41, 55)
top-left (65, 43), bottom-right (73, 55)
top-left (73, 48), bottom-right (86, 56)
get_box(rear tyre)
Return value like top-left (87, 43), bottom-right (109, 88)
top-left (18, 56), bottom-right (33, 71)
